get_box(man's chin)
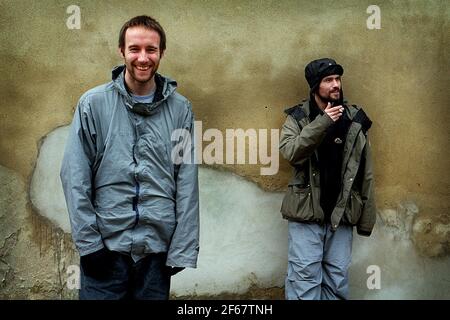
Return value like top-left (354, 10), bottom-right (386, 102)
top-left (330, 93), bottom-right (340, 100)
top-left (320, 98), bottom-right (340, 105)
top-left (327, 96), bottom-right (340, 104)
top-left (136, 78), bottom-right (152, 84)
top-left (132, 73), bottom-right (155, 84)
top-left (317, 93), bottom-right (339, 104)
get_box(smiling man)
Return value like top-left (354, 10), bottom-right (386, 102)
top-left (279, 58), bottom-right (376, 300)
top-left (60, 15), bottom-right (199, 300)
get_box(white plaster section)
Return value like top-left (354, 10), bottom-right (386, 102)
top-left (171, 167), bottom-right (287, 296)
top-left (30, 126), bottom-right (450, 299)
top-left (30, 126), bottom-right (71, 233)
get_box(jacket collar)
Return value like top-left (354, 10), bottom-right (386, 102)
top-left (111, 65), bottom-right (178, 114)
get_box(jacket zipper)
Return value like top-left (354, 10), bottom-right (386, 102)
top-left (132, 143), bottom-right (140, 227)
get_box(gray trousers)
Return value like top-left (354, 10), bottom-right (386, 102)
top-left (285, 221), bottom-right (353, 300)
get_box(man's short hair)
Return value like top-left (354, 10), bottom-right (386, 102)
top-left (118, 15), bottom-right (166, 53)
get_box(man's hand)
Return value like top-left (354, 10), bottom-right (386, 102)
top-left (80, 247), bottom-right (115, 279)
top-left (324, 102), bottom-right (344, 122)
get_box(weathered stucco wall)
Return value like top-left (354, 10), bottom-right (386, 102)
top-left (0, 0), bottom-right (449, 298)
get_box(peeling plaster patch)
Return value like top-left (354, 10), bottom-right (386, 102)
top-left (0, 165), bottom-right (27, 295)
top-left (378, 201), bottom-right (418, 240)
top-left (171, 167), bottom-right (287, 296)
top-left (412, 216), bottom-right (450, 257)
top-left (350, 203), bottom-right (450, 299)
top-left (0, 261), bottom-right (14, 290)
top-left (0, 165), bottom-right (26, 250)
top-left (0, 232), bottom-right (20, 258)
top-left (30, 126), bottom-right (71, 233)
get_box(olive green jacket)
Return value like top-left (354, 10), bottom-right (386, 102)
top-left (279, 99), bottom-right (376, 236)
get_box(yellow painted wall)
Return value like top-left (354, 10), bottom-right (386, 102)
top-left (0, 0), bottom-right (448, 298)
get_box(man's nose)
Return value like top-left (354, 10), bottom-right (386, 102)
top-left (137, 50), bottom-right (149, 62)
top-left (331, 79), bottom-right (340, 88)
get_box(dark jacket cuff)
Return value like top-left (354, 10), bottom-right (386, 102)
top-left (357, 228), bottom-right (372, 237)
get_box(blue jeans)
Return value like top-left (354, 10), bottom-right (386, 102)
top-left (79, 251), bottom-right (171, 300)
top-left (285, 221), bottom-right (353, 300)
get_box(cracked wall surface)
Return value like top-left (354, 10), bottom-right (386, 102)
top-left (0, 0), bottom-right (449, 299)
top-left (0, 165), bottom-right (77, 299)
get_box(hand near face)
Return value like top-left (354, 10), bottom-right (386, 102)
top-left (324, 102), bottom-right (344, 122)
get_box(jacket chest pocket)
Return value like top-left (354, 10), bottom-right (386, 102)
top-left (281, 183), bottom-right (314, 221)
top-left (137, 133), bottom-right (171, 164)
top-left (344, 190), bottom-right (363, 224)
top-left (134, 133), bottom-right (174, 193)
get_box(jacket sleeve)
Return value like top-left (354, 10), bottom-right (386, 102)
top-left (356, 138), bottom-right (377, 236)
top-left (60, 98), bottom-right (104, 256)
top-left (279, 113), bottom-right (334, 166)
top-left (167, 104), bottom-right (200, 268)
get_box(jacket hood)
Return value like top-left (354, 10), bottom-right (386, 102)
top-left (111, 65), bottom-right (178, 116)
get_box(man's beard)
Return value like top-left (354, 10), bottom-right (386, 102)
top-left (131, 67), bottom-right (157, 84)
top-left (317, 90), bottom-right (340, 104)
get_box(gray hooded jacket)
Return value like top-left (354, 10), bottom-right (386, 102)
top-left (60, 65), bottom-right (199, 267)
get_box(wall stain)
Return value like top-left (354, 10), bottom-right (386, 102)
top-left (173, 285), bottom-right (284, 300)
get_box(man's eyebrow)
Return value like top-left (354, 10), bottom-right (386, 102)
top-left (324, 75), bottom-right (340, 79)
top-left (127, 44), bottom-right (158, 49)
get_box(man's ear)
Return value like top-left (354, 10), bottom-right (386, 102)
top-left (118, 47), bottom-right (125, 58)
top-left (160, 50), bottom-right (165, 59)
